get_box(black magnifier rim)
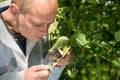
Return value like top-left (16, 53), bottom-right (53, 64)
top-left (50, 49), bottom-right (62, 58)
top-left (54, 49), bottom-right (62, 58)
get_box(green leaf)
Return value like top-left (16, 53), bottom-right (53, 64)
top-left (86, 0), bottom-right (97, 4)
top-left (115, 30), bottom-right (120, 41)
top-left (76, 33), bottom-right (90, 48)
top-left (67, 67), bottom-right (78, 78)
top-left (48, 21), bottom-right (58, 34)
top-left (117, 70), bottom-right (120, 76)
top-left (49, 36), bottom-right (69, 52)
top-left (0, 0), bottom-right (5, 2)
top-left (67, 69), bottom-right (72, 77)
top-left (112, 60), bottom-right (120, 68)
top-left (98, 0), bottom-right (107, 4)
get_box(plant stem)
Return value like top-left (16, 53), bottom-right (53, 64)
top-left (96, 54), bottom-right (101, 80)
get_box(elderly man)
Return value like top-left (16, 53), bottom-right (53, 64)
top-left (0, 0), bottom-right (71, 80)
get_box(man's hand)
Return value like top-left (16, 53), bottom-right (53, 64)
top-left (57, 49), bottom-right (72, 66)
top-left (51, 49), bottom-right (72, 67)
top-left (24, 65), bottom-right (50, 80)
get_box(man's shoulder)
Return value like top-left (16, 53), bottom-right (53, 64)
top-left (0, 41), bottom-right (11, 51)
top-left (0, 41), bottom-right (16, 60)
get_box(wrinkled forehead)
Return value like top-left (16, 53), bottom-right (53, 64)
top-left (26, 0), bottom-right (58, 22)
top-left (27, 11), bottom-right (56, 25)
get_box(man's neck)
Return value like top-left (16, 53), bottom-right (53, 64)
top-left (1, 9), bottom-right (20, 36)
top-left (1, 8), bottom-right (27, 55)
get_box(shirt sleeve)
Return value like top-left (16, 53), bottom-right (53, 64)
top-left (48, 66), bottom-right (65, 80)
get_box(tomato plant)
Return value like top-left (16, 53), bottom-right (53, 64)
top-left (49, 0), bottom-right (120, 80)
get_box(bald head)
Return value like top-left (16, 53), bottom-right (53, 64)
top-left (38, 0), bottom-right (58, 13)
top-left (11, 0), bottom-right (58, 15)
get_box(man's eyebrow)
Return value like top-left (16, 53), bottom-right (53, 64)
top-left (30, 16), bottom-right (55, 25)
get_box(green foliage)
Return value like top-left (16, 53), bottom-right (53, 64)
top-left (49, 36), bottom-right (69, 52)
top-left (0, 0), bottom-right (5, 2)
top-left (49, 0), bottom-right (120, 80)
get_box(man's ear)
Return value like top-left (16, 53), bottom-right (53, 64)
top-left (9, 3), bottom-right (19, 17)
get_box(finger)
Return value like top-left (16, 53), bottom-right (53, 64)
top-left (36, 70), bottom-right (49, 79)
top-left (57, 52), bottom-right (72, 66)
top-left (51, 50), bottom-right (63, 61)
top-left (30, 65), bottom-right (50, 71)
top-left (57, 58), bottom-right (71, 66)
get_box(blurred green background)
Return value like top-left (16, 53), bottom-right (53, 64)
top-left (0, 0), bottom-right (5, 2)
top-left (53, 0), bottom-right (120, 80)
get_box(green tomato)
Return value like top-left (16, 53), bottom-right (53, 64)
top-left (81, 75), bottom-right (88, 80)
top-left (110, 68), bottom-right (117, 75)
top-left (100, 63), bottom-right (110, 72)
top-left (80, 68), bottom-right (86, 74)
top-left (89, 75), bottom-right (97, 80)
top-left (89, 67), bottom-right (97, 75)
top-left (85, 54), bottom-right (92, 60)
top-left (86, 63), bottom-right (93, 67)
top-left (101, 72), bottom-right (110, 80)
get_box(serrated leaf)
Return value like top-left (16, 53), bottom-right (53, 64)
top-left (76, 33), bottom-right (90, 48)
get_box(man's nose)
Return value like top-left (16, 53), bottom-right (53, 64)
top-left (44, 25), bottom-right (49, 34)
top-left (44, 30), bottom-right (48, 35)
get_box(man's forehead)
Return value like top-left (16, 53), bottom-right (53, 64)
top-left (27, 13), bottom-right (55, 24)
top-left (29, 0), bottom-right (57, 18)
top-left (34, 0), bottom-right (58, 13)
